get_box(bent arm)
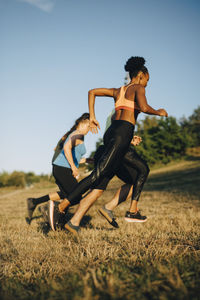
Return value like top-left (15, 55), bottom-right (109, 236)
top-left (136, 86), bottom-right (166, 116)
top-left (63, 139), bottom-right (77, 171)
top-left (88, 88), bottom-right (115, 119)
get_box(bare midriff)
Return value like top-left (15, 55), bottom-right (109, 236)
top-left (115, 109), bottom-right (139, 125)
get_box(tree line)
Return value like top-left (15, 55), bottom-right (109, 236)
top-left (135, 106), bottom-right (200, 165)
top-left (1, 106), bottom-right (199, 188)
top-left (0, 171), bottom-right (52, 188)
top-left (90, 106), bottom-right (200, 167)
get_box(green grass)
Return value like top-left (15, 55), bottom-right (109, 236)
top-left (0, 158), bottom-right (200, 300)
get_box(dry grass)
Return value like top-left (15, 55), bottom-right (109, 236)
top-left (0, 159), bottom-right (200, 300)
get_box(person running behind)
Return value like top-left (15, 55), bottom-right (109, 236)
top-left (26, 113), bottom-right (92, 228)
top-left (50, 56), bottom-right (168, 235)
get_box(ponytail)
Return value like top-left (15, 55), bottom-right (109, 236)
top-left (52, 113), bottom-right (90, 163)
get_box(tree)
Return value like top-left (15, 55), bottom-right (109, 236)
top-left (136, 116), bottom-right (188, 165)
top-left (188, 106), bottom-right (200, 146)
top-left (180, 106), bottom-right (200, 147)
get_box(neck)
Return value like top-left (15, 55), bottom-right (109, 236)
top-left (76, 127), bottom-right (84, 135)
top-left (130, 77), bottom-right (140, 85)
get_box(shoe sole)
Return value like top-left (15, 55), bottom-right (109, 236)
top-left (49, 200), bottom-right (56, 231)
top-left (99, 208), bottom-right (113, 223)
top-left (64, 223), bottom-right (79, 236)
top-left (124, 217), bottom-right (147, 223)
top-left (98, 208), bottom-right (119, 228)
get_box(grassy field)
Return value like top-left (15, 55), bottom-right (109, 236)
top-left (0, 158), bottom-right (200, 300)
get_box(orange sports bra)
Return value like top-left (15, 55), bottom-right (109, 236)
top-left (115, 84), bottom-right (140, 112)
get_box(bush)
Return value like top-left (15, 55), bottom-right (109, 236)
top-left (0, 171), bottom-right (52, 188)
top-left (25, 172), bottom-right (40, 185)
top-left (0, 171), bottom-right (9, 187)
top-left (7, 171), bottom-right (26, 188)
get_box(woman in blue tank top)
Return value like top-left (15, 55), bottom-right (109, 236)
top-left (50, 56), bottom-right (168, 235)
top-left (26, 113), bottom-right (91, 228)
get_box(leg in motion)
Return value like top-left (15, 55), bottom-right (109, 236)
top-left (26, 192), bottom-right (61, 224)
top-left (99, 184), bottom-right (133, 228)
top-left (122, 147), bottom-right (149, 222)
top-left (59, 121), bottom-right (133, 212)
top-left (48, 192), bottom-right (71, 232)
top-left (65, 189), bottom-right (103, 235)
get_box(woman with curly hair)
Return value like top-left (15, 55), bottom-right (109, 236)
top-left (50, 56), bottom-right (168, 234)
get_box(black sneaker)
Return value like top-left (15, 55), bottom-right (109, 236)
top-left (124, 210), bottom-right (147, 223)
top-left (48, 200), bottom-right (63, 231)
top-left (26, 198), bottom-right (37, 221)
top-left (99, 206), bottom-right (119, 228)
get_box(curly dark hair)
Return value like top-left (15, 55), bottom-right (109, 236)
top-left (124, 56), bottom-right (148, 79)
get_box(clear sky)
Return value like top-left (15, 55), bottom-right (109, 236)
top-left (0, 0), bottom-right (200, 174)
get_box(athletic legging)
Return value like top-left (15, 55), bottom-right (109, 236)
top-left (94, 144), bottom-right (149, 202)
top-left (119, 145), bottom-right (149, 201)
top-left (67, 120), bottom-right (134, 203)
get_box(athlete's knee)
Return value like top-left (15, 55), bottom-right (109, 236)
top-left (57, 191), bottom-right (66, 199)
top-left (88, 189), bottom-right (103, 201)
top-left (90, 162), bottom-right (111, 184)
top-left (95, 189), bottom-right (104, 198)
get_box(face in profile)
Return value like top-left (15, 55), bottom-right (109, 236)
top-left (80, 119), bottom-right (90, 135)
top-left (140, 73), bottom-right (149, 87)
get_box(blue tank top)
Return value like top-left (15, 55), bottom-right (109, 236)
top-left (53, 135), bottom-right (86, 169)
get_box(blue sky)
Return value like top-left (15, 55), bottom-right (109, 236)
top-left (0, 0), bottom-right (199, 174)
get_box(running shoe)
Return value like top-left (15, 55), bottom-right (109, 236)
top-left (26, 198), bottom-right (37, 220)
top-left (64, 221), bottom-right (80, 236)
top-left (48, 200), bottom-right (63, 231)
top-left (99, 206), bottom-right (119, 228)
top-left (124, 210), bottom-right (147, 223)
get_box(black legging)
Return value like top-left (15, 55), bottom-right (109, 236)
top-left (119, 145), bottom-right (149, 201)
top-left (54, 121), bottom-right (149, 205)
top-left (94, 144), bottom-right (149, 202)
top-left (67, 120), bottom-right (134, 203)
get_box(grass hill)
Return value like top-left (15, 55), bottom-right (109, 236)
top-left (0, 158), bottom-right (200, 300)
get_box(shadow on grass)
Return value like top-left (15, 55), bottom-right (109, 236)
top-left (185, 155), bottom-right (200, 162)
top-left (1, 254), bottom-right (200, 300)
top-left (36, 206), bottom-right (116, 235)
top-left (36, 206), bottom-right (95, 235)
top-left (145, 163), bottom-right (200, 196)
top-left (25, 215), bottom-right (43, 225)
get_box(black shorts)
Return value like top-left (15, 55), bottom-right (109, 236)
top-left (52, 164), bottom-right (81, 205)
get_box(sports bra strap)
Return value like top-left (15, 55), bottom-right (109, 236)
top-left (115, 84), bottom-right (140, 112)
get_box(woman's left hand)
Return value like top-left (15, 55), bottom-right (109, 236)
top-left (89, 118), bottom-right (100, 134)
top-left (131, 135), bottom-right (142, 146)
top-left (72, 166), bottom-right (79, 179)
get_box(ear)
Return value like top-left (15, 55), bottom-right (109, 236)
top-left (137, 71), bottom-right (144, 84)
top-left (137, 71), bottom-right (143, 79)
